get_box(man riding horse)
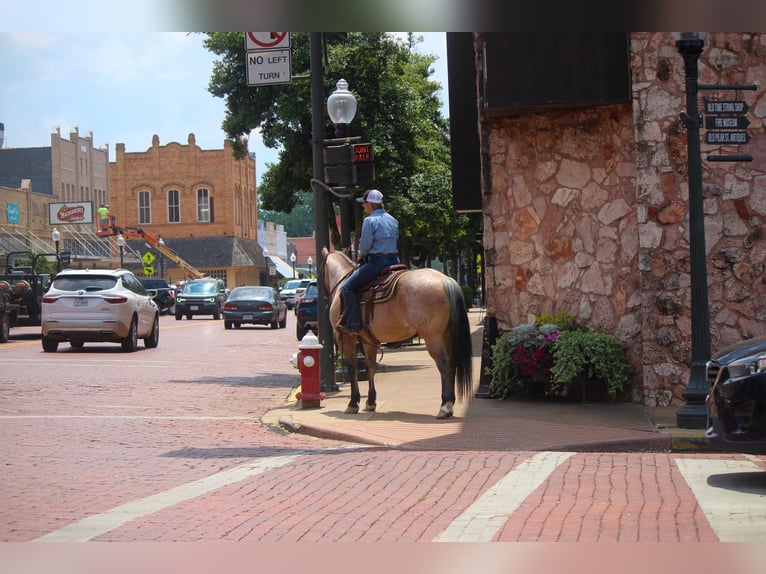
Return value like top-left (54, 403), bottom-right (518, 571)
top-left (337, 189), bottom-right (400, 336)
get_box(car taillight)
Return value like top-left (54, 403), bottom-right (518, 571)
top-left (257, 303), bottom-right (273, 311)
top-left (42, 295), bottom-right (59, 303)
top-left (101, 295), bottom-right (128, 304)
top-left (224, 303), bottom-right (237, 310)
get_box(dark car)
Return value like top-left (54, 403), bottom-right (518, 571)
top-left (706, 334), bottom-right (766, 454)
top-left (223, 286), bottom-right (287, 330)
top-left (139, 278), bottom-right (175, 315)
top-left (174, 278), bottom-right (228, 320)
top-left (295, 280), bottom-right (317, 340)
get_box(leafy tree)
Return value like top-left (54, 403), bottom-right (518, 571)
top-left (204, 32), bottom-right (470, 266)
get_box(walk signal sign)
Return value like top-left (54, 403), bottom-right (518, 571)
top-left (323, 142), bottom-right (375, 186)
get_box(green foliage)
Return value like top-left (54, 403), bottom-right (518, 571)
top-left (460, 285), bottom-right (473, 309)
top-left (488, 314), bottom-right (634, 401)
top-left (549, 331), bottom-right (634, 399)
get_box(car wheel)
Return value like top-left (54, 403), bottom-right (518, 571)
top-left (42, 335), bottom-right (59, 352)
top-left (0, 312), bottom-right (8, 343)
top-left (175, 312), bottom-right (182, 320)
top-left (271, 318), bottom-right (279, 329)
top-left (121, 317), bottom-right (138, 352)
top-left (224, 320), bottom-right (232, 330)
top-left (296, 324), bottom-right (306, 340)
top-left (70, 340), bottom-right (84, 349)
top-left (234, 322), bottom-right (242, 329)
top-left (213, 304), bottom-right (221, 320)
top-left (186, 313), bottom-right (193, 320)
top-left (144, 315), bottom-right (160, 348)
top-left (279, 313), bottom-right (287, 329)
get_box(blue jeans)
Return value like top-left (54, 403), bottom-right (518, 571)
top-left (340, 255), bottom-right (400, 330)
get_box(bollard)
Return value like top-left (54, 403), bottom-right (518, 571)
top-left (290, 331), bottom-right (327, 408)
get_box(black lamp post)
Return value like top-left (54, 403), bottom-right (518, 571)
top-left (51, 227), bottom-right (61, 272)
top-left (327, 78), bottom-right (357, 251)
top-left (116, 233), bottom-right (125, 269)
top-left (674, 32), bottom-right (712, 429)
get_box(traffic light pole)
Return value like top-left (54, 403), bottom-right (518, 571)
top-left (310, 33), bottom-right (338, 392)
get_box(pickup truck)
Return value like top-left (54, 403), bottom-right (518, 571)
top-left (0, 251), bottom-right (60, 333)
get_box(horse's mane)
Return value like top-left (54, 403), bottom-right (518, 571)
top-left (329, 249), bottom-right (355, 266)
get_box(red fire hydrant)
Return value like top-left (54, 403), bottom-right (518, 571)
top-left (290, 331), bottom-right (327, 409)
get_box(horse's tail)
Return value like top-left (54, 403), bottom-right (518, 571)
top-left (445, 279), bottom-right (473, 400)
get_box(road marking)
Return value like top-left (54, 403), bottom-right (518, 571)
top-left (675, 457), bottom-right (766, 542)
top-left (1, 415), bottom-right (257, 420)
top-left (434, 451), bottom-right (575, 542)
top-left (33, 452), bottom-right (305, 542)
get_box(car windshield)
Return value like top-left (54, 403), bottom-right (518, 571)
top-left (141, 279), bottom-right (168, 288)
top-left (282, 280), bottom-right (301, 290)
top-left (52, 276), bottom-right (117, 292)
top-left (230, 287), bottom-right (272, 300)
top-left (184, 282), bottom-right (216, 294)
top-left (304, 284), bottom-right (317, 297)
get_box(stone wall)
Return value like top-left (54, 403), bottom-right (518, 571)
top-left (482, 32), bottom-right (766, 405)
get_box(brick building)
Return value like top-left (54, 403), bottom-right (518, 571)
top-left (108, 133), bottom-right (268, 287)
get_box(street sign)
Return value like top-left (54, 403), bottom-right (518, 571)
top-left (705, 115), bottom-right (750, 129)
top-left (143, 266), bottom-right (154, 276)
top-left (705, 131), bottom-right (751, 145)
top-left (246, 49), bottom-right (292, 86)
top-left (245, 32), bottom-right (290, 51)
top-left (704, 100), bottom-right (749, 114)
top-left (142, 251), bottom-right (156, 265)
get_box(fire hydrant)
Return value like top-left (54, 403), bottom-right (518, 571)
top-left (290, 331), bottom-right (327, 409)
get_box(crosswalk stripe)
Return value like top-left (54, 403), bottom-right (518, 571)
top-left (675, 457), bottom-right (766, 542)
top-left (434, 451), bottom-right (575, 542)
top-left (33, 452), bottom-right (305, 542)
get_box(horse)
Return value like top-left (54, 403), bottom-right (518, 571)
top-left (322, 247), bottom-right (473, 419)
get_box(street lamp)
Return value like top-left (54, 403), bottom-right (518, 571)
top-left (307, 256), bottom-right (313, 278)
top-left (290, 252), bottom-right (297, 278)
top-left (158, 237), bottom-right (165, 280)
top-left (51, 227), bottom-right (61, 272)
top-left (328, 78), bottom-right (357, 250)
top-left (116, 233), bottom-right (125, 268)
top-left (673, 32), bottom-right (712, 429)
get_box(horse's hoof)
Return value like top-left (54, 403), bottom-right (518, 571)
top-left (363, 402), bottom-right (376, 412)
top-left (436, 402), bottom-right (454, 419)
top-left (345, 406), bottom-right (360, 414)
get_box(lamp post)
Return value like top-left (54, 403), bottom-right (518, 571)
top-left (51, 227), bottom-right (61, 272)
top-left (327, 78), bottom-right (357, 250)
top-left (158, 237), bottom-right (165, 280)
top-left (673, 32), bottom-right (712, 429)
top-left (290, 252), bottom-right (297, 278)
top-left (307, 256), bottom-right (313, 278)
top-left (116, 233), bottom-right (125, 269)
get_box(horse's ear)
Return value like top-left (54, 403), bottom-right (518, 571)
top-left (342, 246), bottom-right (351, 257)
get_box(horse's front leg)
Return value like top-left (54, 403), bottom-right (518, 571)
top-left (362, 342), bottom-right (377, 412)
top-left (339, 335), bottom-right (361, 414)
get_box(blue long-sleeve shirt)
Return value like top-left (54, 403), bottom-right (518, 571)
top-left (358, 208), bottom-right (399, 257)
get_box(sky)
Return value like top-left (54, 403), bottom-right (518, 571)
top-left (0, 31), bottom-right (448, 186)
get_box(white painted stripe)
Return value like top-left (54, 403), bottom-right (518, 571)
top-left (34, 452), bottom-right (304, 542)
top-left (675, 457), bottom-right (766, 542)
top-left (0, 415), bottom-right (257, 420)
top-left (434, 451), bottom-right (575, 542)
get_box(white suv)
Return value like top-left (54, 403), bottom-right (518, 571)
top-left (41, 268), bottom-right (159, 352)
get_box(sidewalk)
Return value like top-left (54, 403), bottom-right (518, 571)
top-left (262, 309), bottom-right (711, 452)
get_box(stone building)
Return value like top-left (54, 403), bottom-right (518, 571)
top-left (108, 133), bottom-right (269, 286)
top-left (449, 32), bottom-right (766, 407)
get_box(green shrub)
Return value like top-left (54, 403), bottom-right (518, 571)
top-left (549, 330), bottom-right (633, 399)
top-left (460, 285), bottom-right (473, 308)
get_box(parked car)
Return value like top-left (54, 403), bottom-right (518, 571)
top-left (139, 277), bottom-right (175, 315)
top-left (174, 278), bottom-right (228, 320)
top-left (280, 278), bottom-right (310, 310)
top-left (706, 334), bottom-right (766, 454)
top-left (223, 286), bottom-right (287, 329)
top-left (295, 280), bottom-right (318, 340)
top-left (40, 268), bottom-right (159, 352)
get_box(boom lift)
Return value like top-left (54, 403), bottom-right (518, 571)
top-left (96, 219), bottom-right (207, 280)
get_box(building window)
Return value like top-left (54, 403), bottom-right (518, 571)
top-left (197, 188), bottom-right (210, 223)
top-left (138, 190), bottom-right (151, 224)
top-left (167, 189), bottom-right (180, 223)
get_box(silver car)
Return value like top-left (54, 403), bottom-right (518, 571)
top-left (41, 268), bottom-right (159, 352)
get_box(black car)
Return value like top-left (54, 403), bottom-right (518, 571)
top-left (706, 334), bottom-right (766, 454)
top-left (139, 278), bottom-right (175, 315)
top-left (223, 286), bottom-right (287, 329)
top-left (295, 280), bottom-right (317, 340)
top-left (174, 278), bottom-right (228, 320)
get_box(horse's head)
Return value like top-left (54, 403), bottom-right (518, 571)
top-left (322, 247), bottom-right (354, 291)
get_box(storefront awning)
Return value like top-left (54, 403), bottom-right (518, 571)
top-left (266, 255), bottom-right (295, 278)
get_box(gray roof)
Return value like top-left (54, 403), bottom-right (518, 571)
top-left (0, 147), bottom-right (53, 195)
top-left (124, 236), bottom-right (266, 270)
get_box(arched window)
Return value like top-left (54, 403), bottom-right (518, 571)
top-left (167, 189), bottom-right (180, 223)
top-left (138, 190), bottom-right (151, 224)
top-left (197, 188), bottom-right (211, 223)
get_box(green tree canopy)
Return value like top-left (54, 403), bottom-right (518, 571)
top-left (204, 32), bottom-right (474, 266)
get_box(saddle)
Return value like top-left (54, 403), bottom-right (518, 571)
top-left (356, 264), bottom-right (408, 332)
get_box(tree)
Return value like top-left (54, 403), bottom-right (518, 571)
top-left (205, 32), bottom-right (469, 266)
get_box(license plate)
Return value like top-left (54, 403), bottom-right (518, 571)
top-left (73, 298), bottom-right (88, 307)
top-left (190, 305), bottom-right (199, 311)
top-left (243, 314), bottom-right (253, 320)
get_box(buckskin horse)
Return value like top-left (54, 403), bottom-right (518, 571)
top-left (322, 248), bottom-right (473, 418)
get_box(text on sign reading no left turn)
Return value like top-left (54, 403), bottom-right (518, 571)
top-left (246, 49), bottom-right (292, 86)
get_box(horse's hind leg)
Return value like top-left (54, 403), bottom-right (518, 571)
top-left (362, 342), bottom-right (377, 412)
top-left (433, 346), bottom-right (456, 419)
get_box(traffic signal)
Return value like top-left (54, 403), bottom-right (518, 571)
top-left (323, 142), bottom-right (375, 186)
top-left (352, 143), bottom-right (375, 185)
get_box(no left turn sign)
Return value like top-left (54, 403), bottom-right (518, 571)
top-left (246, 32), bottom-right (290, 51)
